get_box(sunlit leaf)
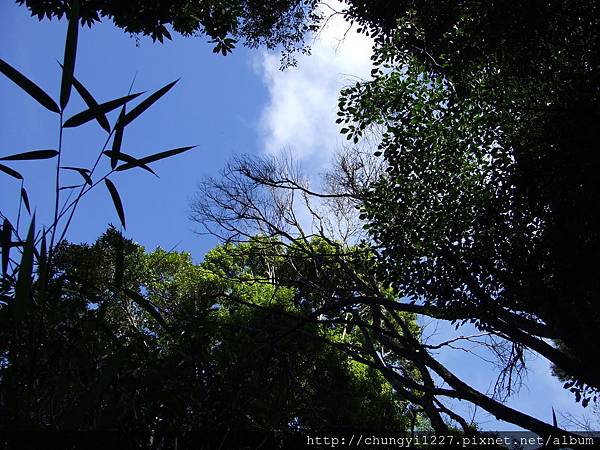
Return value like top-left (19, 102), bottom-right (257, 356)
top-left (103, 151), bottom-right (157, 176)
top-left (116, 145), bottom-right (197, 171)
top-left (0, 150), bottom-right (58, 161)
top-left (61, 166), bottom-right (92, 185)
top-left (63, 92), bottom-right (142, 128)
top-left (104, 178), bottom-right (125, 229)
top-left (20, 187), bottom-right (31, 214)
top-left (124, 288), bottom-right (167, 329)
top-left (59, 0), bottom-right (79, 110)
top-left (0, 58), bottom-right (60, 113)
top-left (121, 79), bottom-right (179, 127)
top-left (0, 163), bottom-right (23, 179)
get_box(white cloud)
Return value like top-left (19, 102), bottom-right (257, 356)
top-left (255, 1), bottom-right (373, 166)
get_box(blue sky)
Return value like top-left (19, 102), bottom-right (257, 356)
top-left (0, 0), bottom-right (592, 433)
top-left (1, 1), bottom-right (268, 258)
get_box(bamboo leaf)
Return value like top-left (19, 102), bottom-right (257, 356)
top-left (104, 178), bottom-right (125, 229)
top-left (552, 407), bottom-right (557, 427)
top-left (59, 62), bottom-right (113, 132)
top-left (61, 166), bottom-right (92, 185)
top-left (59, 0), bottom-right (80, 110)
top-left (111, 107), bottom-right (126, 169)
top-left (0, 150), bottom-right (58, 161)
top-left (37, 229), bottom-right (48, 305)
top-left (15, 215), bottom-right (35, 309)
top-left (0, 58), bottom-right (60, 113)
top-left (121, 79), bottom-right (179, 127)
top-left (1, 219), bottom-right (12, 285)
top-left (116, 145), bottom-right (197, 171)
top-left (0, 163), bottom-right (23, 179)
top-left (103, 151), bottom-right (157, 176)
top-left (59, 184), bottom-right (83, 190)
top-left (20, 188), bottom-right (31, 215)
top-left (71, 76), bottom-right (110, 132)
top-left (63, 92), bottom-right (142, 128)
top-left (123, 288), bottom-right (167, 329)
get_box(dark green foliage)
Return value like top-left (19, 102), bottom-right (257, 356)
top-left (17, 0), bottom-right (323, 65)
top-left (0, 229), bottom-right (413, 433)
top-left (339, 1), bottom-right (600, 406)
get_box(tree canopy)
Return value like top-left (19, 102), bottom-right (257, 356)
top-left (16, 0), bottom-right (322, 64)
top-left (0, 228), bottom-right (420, 438)
top-left (337, 0), bottom-right (600, 406)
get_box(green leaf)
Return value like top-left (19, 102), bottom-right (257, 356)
top-left (103, 151), bottom-right (157, 176)
top-left (1, 219), bottom-right (12, 285)
top-left (20, 188), bottom-right (31, 215)
top-left (104, 178), bottom-right (125, 229)
top-left (115, 145), bottom-right (197, 171)
top-left (59, 0), bottom-right (79, 110)
top-left (0, 58), bottom-right (60, 113)
top-left (0, 163), bottom-right (23, 180)
top-left (0, 150), bottom-right (58, 161)
top-left (123, 288), bottom-right (167, 329)
top-left (15, 215), bottom-right (35, 310)
top-left (111, 106), bottom-right (126, 169)
top-left (62, 92), bottom-right (142, 128)
top-left (61, 166), bottom-right (92, 185)
top-left (121, 79), bottom-right (179, 127)
top-left (36, 229), bottom-right (48, 305)
top-left (552, 407), bottom-right (557, 427)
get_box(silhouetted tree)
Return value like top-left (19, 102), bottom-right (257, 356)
top-left (16, 0), bottom-right (322, 65)
top-left (191, 153), bottom-right (594, 441)
top-left (338, 0), bottom-right (600, 407)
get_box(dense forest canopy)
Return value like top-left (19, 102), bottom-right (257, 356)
top-left (1, 229), bottom-right (419, 433)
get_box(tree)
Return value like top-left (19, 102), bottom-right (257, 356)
top-left (191, 153), bottom-right (596, 441)
top-left (16, 0), bottom-right (322, 65)
top-left (337, 1), bottom-right (600, 407)
top-left (0, 227), bottom-right (419, 441)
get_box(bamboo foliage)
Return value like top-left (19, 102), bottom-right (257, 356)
top-left (0, 0), bottom-right (197, 320)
